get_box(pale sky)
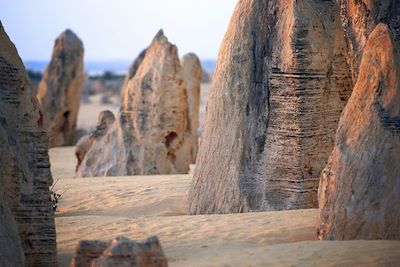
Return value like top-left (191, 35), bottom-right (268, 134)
top-left (0, 0), bottom-right (237, 61)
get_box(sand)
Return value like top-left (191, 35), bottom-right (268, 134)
top-left (52, 83), bottom-right (400, 266)
top-left (52, 152), bottom-right (400, 267)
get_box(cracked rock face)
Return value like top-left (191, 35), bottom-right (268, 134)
top-left (188, 0), bottom-right (352, 214)
top-left (317, 23), bottom-right (400, 240)
top-left (77, 30), bottom-right (192, 176)
top-left (0, 22), bottom-right (57, 266)
top-left (70, 236), bottom-right (168, 267)
top-left (37, 29), bottom-right (84, 147)
top-left (180, 53), bottom-right (202, 163)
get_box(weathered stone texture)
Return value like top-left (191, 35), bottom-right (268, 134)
top-left (37, 29), bottom-right (84, 147)
top-left (70, 240), bottom-right (109, 267)
top-left (70, 236), bottom-right (168, 267)
top-left (120, 48), bottom-right (148, 97)
top-left (75, 110), bottom-right (115, 171)
top-left (338, 0), bottom-right (400, 83)
top-left (181, 53), bottom-right (202, 163)
top-left (0, 21), bottom-right (57, 266)
top-left (188, 0), bottom-right (352, 214)
top-left (77, 30), bottom-right (192, 176)
top-left (317, 24), bottom-right (400, 240)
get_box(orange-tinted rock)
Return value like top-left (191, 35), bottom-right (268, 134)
top-left (70, 236), bottom-right (168, 267)
top-left (180, 53), bottom-right (202, 162)
top-left (37, 29), bottom-right (84, 147)
top-left (77, 30), bottom-right (192, 176)
top-left (338, 0), bottom-right (400, 83)
top-left (0, 21), bottom-right (57, 266)
top-left (188, 0), bottom-right (352, 214)
top-left (317, 23), bottom-right (400, 240)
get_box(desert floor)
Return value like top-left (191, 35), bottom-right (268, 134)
top-left (52, 85), bottom-right (400, 266)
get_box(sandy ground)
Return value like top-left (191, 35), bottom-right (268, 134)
top-left (52, 83), bottom-right (400, 266)
top-left (52, 147), bottom-right (400, 267)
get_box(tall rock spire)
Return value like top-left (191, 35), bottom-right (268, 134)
top-left (37, 29), bottom-right (84, 147)
top-left (188, 0), bottom-right (352, 214)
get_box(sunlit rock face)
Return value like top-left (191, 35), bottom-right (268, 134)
top-left (0, 21), bottom-right (57, 266)
top-left (315, 0), bottom-right (400, 241)
top-left (77, 30), bottom-right (193, 176)
top-left (338, 0), bottom-right (400, 83)
top-left (37, 29), bottom-right (84, 147)
top-left (188, 0), bottom-right (352, 214)
top-left (180, 52), bottom-right (202, 163)
top-left (317, 23), bottom-right (400, 240)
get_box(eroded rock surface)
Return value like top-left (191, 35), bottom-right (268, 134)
top-left (181, 53), bottom-right (202, 162)
top-left (37, 29), bottom-right (84, 147)
top-left (0, 21), bottom-right (57, 266)
top-left (77, 30), bottom-right (192, 176)
top-left (70, 236), bottom-right (168, 267)
top-left (317, 24), bottom-right (400, 240)
top-left (120, 48), bottom-right (148, 96)
top-left (75, 110), bottom-right (115, 171)
top-left (338, 0), bottom-right (400, 83)
top-left (70, 240), bottom-right (109, 267)
top-left (188, 0), bottom-right (352, 214)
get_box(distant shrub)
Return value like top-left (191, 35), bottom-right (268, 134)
top-left (27, 69), bottom-right (42, 81)
top-left (89, 71), bottom-right (124, 81)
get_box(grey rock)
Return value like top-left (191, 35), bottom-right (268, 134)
top-left (0, 21), bottom-right (57, 266)
top-left (188, 0), bottom-right (352, 214)
top-left (70, 240), bottom-right (109, 267)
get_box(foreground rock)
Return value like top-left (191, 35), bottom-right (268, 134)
top-left (70, 236), bottom-right (168, 267)
top-left (0, 22), bottom-right (57, 266)
top-left (75, 110), bottom-right (116, 171)
top-left (317, 24), bottom-right (400, 240)
top-left (188, 0), bottom-right (352, 214)
top-left (181, 53), bottom-right (202, 162)
top-left (77, 30), bottom-right (192, 176)
top-left (37, 29), bottom-right (84, 147)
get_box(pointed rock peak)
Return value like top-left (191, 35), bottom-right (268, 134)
top-left (151, 29), bottom-right (169, 45)
top-left (155, 29), bottom-right (164, 38)
top-left (57, 29), bottom-right (83, 48)
top-left (0, 20), bottom-right (24, 69)
top-left (369, 23), bottom-right (391, 42)
top-left (64, 28), bottom-right (75, 35)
